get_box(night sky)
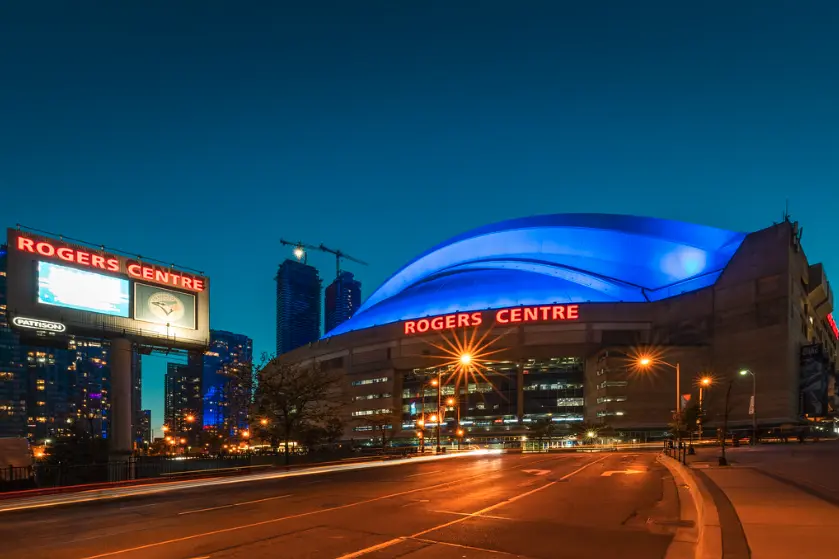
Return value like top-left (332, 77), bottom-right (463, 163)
top-left (1, 1), bottom-right (837, 434)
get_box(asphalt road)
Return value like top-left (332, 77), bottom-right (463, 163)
top-left (0, 451), bottom-right (681, 559)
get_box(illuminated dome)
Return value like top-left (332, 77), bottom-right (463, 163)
top-left (324, 214), bottom-right (746, 338)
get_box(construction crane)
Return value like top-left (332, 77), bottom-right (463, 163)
top-left (280, 239), bottom-right (368, 278)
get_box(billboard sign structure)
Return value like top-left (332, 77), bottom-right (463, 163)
top-left (134, 283), bottom-right (196, 330)
top-left (5, 229), bottom-right (209, 350)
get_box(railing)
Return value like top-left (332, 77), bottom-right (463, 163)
top-left (662, 441), bottom-right (688, 464)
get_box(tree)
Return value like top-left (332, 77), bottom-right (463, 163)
top-left (251, 355), bottom-right (346, 464)
top-left (354, 408), bottom-right (400, 451)
top-left (528, 417), bottom-right (556, 448)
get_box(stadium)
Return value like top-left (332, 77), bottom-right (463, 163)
top-left (280, 214), bottom-right (837, 445)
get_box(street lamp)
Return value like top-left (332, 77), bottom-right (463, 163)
top-left (739, 369), bottom-right (757, 444)
top-left (698, 376), bottom-right (712, 440)
top-left (260, 418), bottom-right (269, 426)
top-left (637, 356), bottom-right (683, 460)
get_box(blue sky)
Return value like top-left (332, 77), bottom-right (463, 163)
top-left (1, 1), bottom-right (837, 434)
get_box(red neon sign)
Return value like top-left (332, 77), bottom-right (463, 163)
top-left (126, 261), bottom-right (204, 292)
top-left (17, 236), bottom-right (119, 272)
top-left (828, 313), bottom-right (838, 339)
top-left (15, 235), bottom-right (205, 292)
top-left (403, 304), bottom-right (579, 335)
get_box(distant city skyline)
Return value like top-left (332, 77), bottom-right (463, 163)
top-left (1, 2), bottom-right (837, 433)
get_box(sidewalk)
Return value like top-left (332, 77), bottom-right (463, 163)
top-left (685, 446), bottom-right (839, 559)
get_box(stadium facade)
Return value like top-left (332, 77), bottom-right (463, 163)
top-left (279, 214), bottom-right (837, 443)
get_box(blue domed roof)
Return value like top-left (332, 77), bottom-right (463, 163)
top-left (324, 214), bottom-right (746, 338)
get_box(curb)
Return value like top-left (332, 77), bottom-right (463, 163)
top-left (658, 455), bottom-right (722, 559)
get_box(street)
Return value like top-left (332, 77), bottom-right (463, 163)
top-left (0, 451), bottom-right (680, 559)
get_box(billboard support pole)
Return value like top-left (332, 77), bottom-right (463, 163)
top-left (110, 337), bottom-right (134, 477)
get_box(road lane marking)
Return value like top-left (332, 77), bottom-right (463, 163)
top-left (406, 470), bottom-right (443, 478)
top-left (78, 467), bottom-right (517, 558)
top-left (77, 453), bottom-right (578, 558)
top-left (522, 469), bottom-right (550, 476)
top-left (180, 504), bottom-right (235, 515)
top-left (559, 455), bottom-right (609, 480)
top-left (234, 494), bottom-right (292, 506)
top-left (410, 537), bottom-right (521, 556)
top-left (431, 510), bottom-right (513, 521)
top-left (335, 455), bottom-right (610, 558)
top-left (601, 469), bottom-right (645, 477)
top-left (178, 494), bottom-right (291, 515)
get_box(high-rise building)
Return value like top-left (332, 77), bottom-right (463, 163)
top-left (325, 271), bottom-right (362, 335)
top-left (164, 362), bottom-right (201, 440)
top-left (131, 353), bottom-right (142, 446)
top-left (72, 340), bottom-right (114, 439)
top-left (139, 409), bottom-right (152, 444)
top-left (24, 348), bottom-right (73, 441)
top-left (1, 247), bottom-right (143, 442)
top-left (0, 244), bottom-right (27, 438)
top-left (199, 330), bottom-right (253, 436)
top-left (276, 259), bottom-right (322, 355)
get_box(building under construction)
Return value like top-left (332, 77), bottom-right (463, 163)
top-left (276, 240), bottom-right (366, 355)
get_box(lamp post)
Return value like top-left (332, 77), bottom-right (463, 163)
top-left (637, 356), bottom-right (683, 462)
top-left (433, 372), bottom-right (442, 453)
top-left (739, 369), bottom-right (757, 445)
top-left (698, 377), bottom-right (712, 440)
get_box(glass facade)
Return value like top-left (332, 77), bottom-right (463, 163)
top-left (400, 357), bottom-right (584, 438)
top-left (0, 245), bottom-right (27, 438)
top-left (521, 357), bottom-right (584, 422)
top-left (198, 329), bottom-right (253, 436)
top-left (324, 271), bottom-right (362, 335)
top-left (276, 259), bottom-right (322, 355)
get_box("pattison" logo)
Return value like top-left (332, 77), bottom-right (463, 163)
top-left (12, 317), bottom-right (67, 332)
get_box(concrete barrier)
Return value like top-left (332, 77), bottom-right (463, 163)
top-left (658, 454), bottom-right (722, 559)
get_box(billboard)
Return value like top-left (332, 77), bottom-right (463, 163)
top-left (134, 283), bottom-right (196, 330)
top-left (38, 261), bottom-right (130, 317)
top-left (5, 228), bottom-right (210, 350)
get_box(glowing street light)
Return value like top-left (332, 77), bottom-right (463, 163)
top-left (260, 418), bottom-right (269, 426)
top-left (740, 369), bottom-right (757, 445)
top-left (636, 355), bottom-right (684, 459)
top-left (161, 425), bottom-right (169, 433)
top-left (417, 419), bottom-right (425, 427)
top-left (459, 353), bottom-right (472, 366)
top-left (185, 415), bottom-right (195, 423)
top-left (446, 397), bottom-right (455, 406)
top-left (179, 438), bottom-right (186, 444)
top-left (586, 430), bottom-right (596, 439)
top-left (293, 247), bottom-right (305, 260)
top-left (429, 414), bottom-right (438, 422)
top-left (241, 430), bottom-right (250, 439)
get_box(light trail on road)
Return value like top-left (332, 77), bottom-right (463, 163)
top-left (0, 450), bottom-right (499, 514)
